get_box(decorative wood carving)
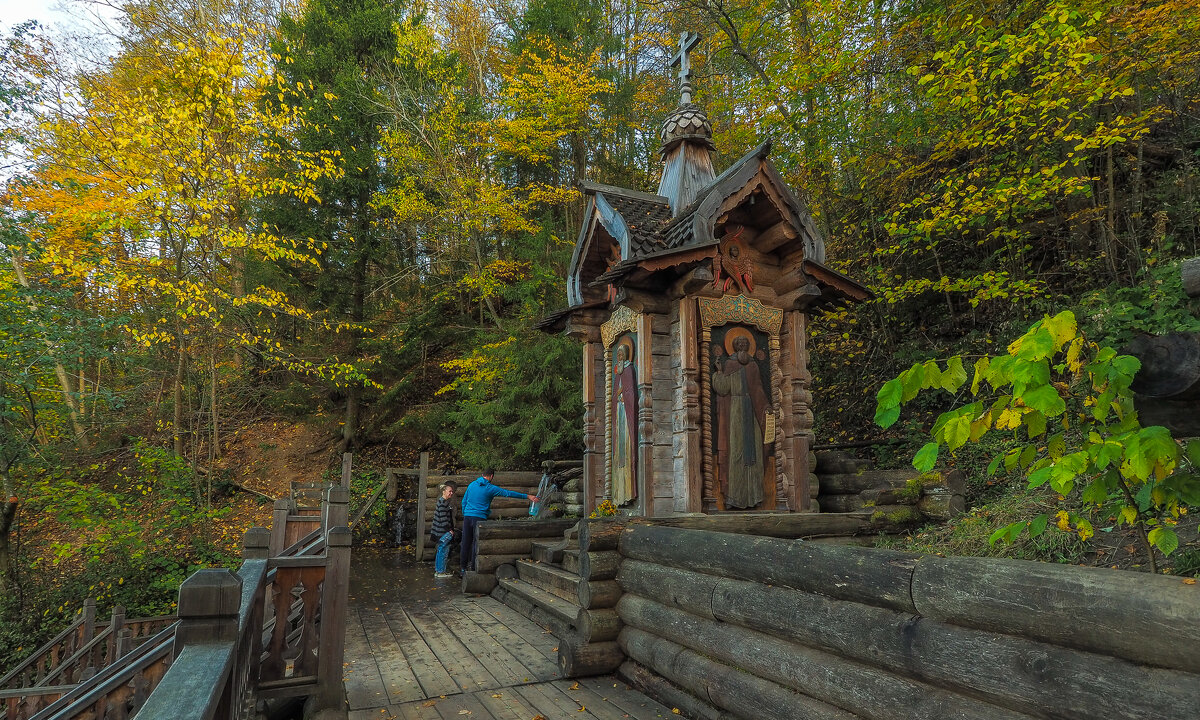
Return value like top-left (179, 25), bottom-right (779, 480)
top-left (636, 311), bottom-right (654, 516)
top-left (712, 226), bottom-right (755, 294)
top-left (601, 305), bottom-right (640, 348)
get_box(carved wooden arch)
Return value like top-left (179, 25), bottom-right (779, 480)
top-left (600, 305), bottom-right (642, 504)
top-left (697, 295), bottom-right (785, 510)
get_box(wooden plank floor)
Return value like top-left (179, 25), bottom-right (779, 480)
top-left (344, 595), bottom-right (678, 720)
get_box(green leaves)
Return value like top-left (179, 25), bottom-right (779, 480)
top-left (874, 356), bottom-right (970, 430)
top-left (874, 378), bottom-right (903, 428)
top-left (913, 442), bottom-right (940, 472)
top-left (875, 309), bottom-right (1195, 568)
top-left (1148, 527), bottom-right (1179, 556)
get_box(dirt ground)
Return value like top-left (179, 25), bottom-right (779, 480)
top-left (209, 419), bottom-right (340, 548)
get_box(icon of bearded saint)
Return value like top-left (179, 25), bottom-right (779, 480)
top-left (711, 328), bottom-right (768, 509)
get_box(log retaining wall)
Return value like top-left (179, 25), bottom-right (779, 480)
top-left (614, 523), bottom-right (1200, 720)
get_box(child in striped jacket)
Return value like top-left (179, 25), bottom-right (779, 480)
top-left (430, 481), bottom-right (458, 578)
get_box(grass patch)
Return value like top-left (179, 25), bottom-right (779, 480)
top-left (877, 487), bottom-right (1088, 564)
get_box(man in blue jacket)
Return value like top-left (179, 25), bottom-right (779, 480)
top-left (460, 468), bottom-right (537, 574)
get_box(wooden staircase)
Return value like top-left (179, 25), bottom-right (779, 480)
top-left (491, 521), bottom-right (625, 677)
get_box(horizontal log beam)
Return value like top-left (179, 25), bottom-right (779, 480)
top-left (620, 628), bottom-right (855, 720)
top-left (911, 555), bottom-right (1200, 674)
top-left (579, 518), bottom-right (627, 552)
top-left (558, 641), bottom-right (623, 678)
top-left (476, 538), bottom-right (535, 556)
top-left (578, 551), bottom-right (620, 581)
top-left (577, 579), bottom-right (621, 610)
top-left (618, 661), bottom-right (736, 720)
top-left (618, 594), bottom-right (1035, 720)
top-left (476, 519), bottom-right (577, 541)
top-left (619, 524), bottom-right (919, 612)
top-left (576, 608), bottom-right (621, 643)
top-left (461, 571), bottom-right (497, 595)
top-left (617, 561), bottom-right (1200, 720)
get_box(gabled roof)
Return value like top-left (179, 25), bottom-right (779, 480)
top-left (591, 142), bottom-right (825, 287)
top-left (551, 141), bottom-right (864, 330)
top-left (566, 184), bottom-right (671, 305)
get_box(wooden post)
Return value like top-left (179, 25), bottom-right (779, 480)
top-left (269, 498), bottom-right (290, 556)
top-left (582, 340), bottom-right (601, 517)
top-left (636, 311), bottom-right (655, 516)
top-left (243, 526), bottom-right (270, 560)
top-left (385, 468), bottom-right (397, 502)
top-left (324, 486), bottom-right (350, 530)
top-left (312, 526), bottom-right (351, 715)
top-left (81, 597), bottom-right (97, 645)
top-left (341, 452), bottom-right (353, 488)
top-left (678, 298), bottom-right (703, 514)
top-left (104, 605), bottom-right (125, 670)
top-left (174, 569), bottom-right (242, 650)
top-left (414, 466), bottom-right (428, 562)
top-left (114, 628), bottom-right (132, 660)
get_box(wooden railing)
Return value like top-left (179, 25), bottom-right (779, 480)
top-left (0, 601), bottom-right (96, 693)
top-left (1, 486), bottom-right (351, 720)
top-left (133, 486), bottom-right (351, 720)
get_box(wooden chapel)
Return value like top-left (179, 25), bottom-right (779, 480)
top-left (538, 33), bottom-right (872, 517)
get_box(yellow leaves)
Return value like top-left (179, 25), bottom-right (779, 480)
top-left (996, 407), bottom-right (1023, 430)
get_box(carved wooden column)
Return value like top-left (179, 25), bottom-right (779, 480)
top-left (786, 311), bottom-right (813, 511)
top-left (677, 298), bottom-right (703, 513)
top-left (582, 339), bottom-right (602, 517)
top-left (636, 311), bottom-right (655, 516)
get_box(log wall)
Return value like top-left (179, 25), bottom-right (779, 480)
top-left (815, 460), bottom-right (965, 522)
top-left (614, 523), bottom-right (1200, 720)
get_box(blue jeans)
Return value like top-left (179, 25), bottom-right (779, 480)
top-left (434, 532), bottom-right (455, 573)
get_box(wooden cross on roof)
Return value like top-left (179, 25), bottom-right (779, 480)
top-left (671, 31), bottom-right (701, 105)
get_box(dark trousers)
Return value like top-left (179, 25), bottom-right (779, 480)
top-left (460, 516), bottom-right (481, 572)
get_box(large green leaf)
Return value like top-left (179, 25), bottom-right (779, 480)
top-left (913, 442), bottom-right (940, 472)
top-left (1024, 383), bottom-right (1066, 416)
top-left (1148, 526), bottom-right (1179, 556)
top-left (942, 356), bottom-right (968, 392)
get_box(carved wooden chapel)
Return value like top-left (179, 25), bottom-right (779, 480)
top-left (538, 33), bottom-right (871, 517)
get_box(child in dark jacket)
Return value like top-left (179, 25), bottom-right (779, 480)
top-left (430, 481), bottom-right (458, 578)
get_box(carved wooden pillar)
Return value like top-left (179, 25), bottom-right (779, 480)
top-left (636, 312), bottom-right (655, 516)
top-left (677, 298), bottom-right (703, 513)
top-left (582, 340), bottom-right (602, 517)
top-left (787, 311), bottom-right (813, 511)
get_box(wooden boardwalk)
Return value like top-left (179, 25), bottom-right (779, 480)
top-left (343, 594), bottom-right (677, 720)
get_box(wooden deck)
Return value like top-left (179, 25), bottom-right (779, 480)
top-left (343, 595), bottom-right (676, 720)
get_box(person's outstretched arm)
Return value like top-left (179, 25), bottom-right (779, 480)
top-left (490, 485), bottom-right (537, 502)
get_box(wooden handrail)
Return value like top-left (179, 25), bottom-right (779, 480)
top-left (0, 602), bottom-right (92, 691)
top-left (4, 484), bottom-right (350, 720)
top-left (26, 623), bottom-right (176, 720)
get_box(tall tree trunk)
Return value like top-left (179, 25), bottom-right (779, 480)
top-left (174, 342), bottom-right (187, 458)
top-left (9, 254), bottom-right (90, 450)
top-left (0, 470), bottom-right (18, 595)
top-left (339, 196), bottom-right (371, 455)
top-left (210, 350), bottom-right (219, 460)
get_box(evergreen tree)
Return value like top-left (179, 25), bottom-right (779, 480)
top-left (263, 0), bottom-right (405, 452)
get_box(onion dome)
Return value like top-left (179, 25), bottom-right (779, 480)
top-left (660, 102), bottom-right (715, 156)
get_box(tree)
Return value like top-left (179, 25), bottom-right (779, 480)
top-left (265, 0), bottom-right (405, 453)
top-left (13, 25), bottom-right (346, 460)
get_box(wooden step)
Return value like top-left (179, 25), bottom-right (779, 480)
top-left (496, 577), bottom-right (580, 631)
top-left (516, 560), bottom-right (580, 603)
top-left (531, 540), bottom-right (565, 565)
top-left (562, 549), bottom-right (581, 575)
